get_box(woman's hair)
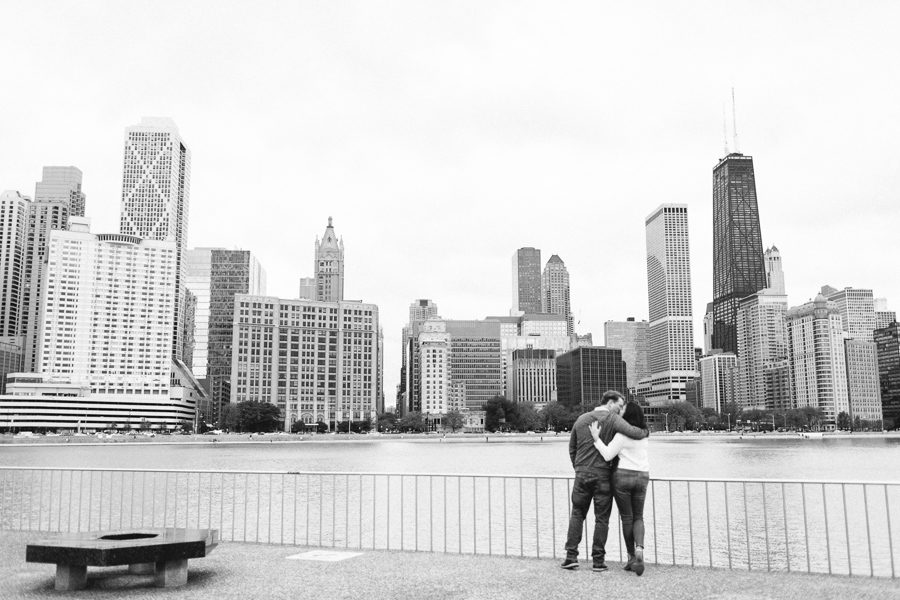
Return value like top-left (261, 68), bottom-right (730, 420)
top-left (622, 401), bottom-right (646, 430)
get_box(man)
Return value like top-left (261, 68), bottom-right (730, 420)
top-left (561, 390), bottom-right (648, 571)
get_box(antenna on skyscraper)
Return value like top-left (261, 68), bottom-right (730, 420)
top-left (722, 103), bottom-right (730, 156)
top-left (731, 87), bottom-right (740, 153)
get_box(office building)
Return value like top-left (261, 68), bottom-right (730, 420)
top-left (640, 204), bottom-right (697, 405)
top-left (511, 348), bottom-right (557, 407)
top-left (542, 255), bottom-right (574, 334)
top-left (822, 286), bottom-right (876, 341)
top-left (21, 167), bottom-right (86, 371)
top-left (874, 323), bottom-right (900, 429)
top-left (735, 291), bottom-right (790, 411)
top-left (486, 313), bottom-right (570, 401)
top-left (875, 298), bottom-right (896, 330)
top-left (418, 319), bottom-right (451, 420)
top-left (764, 246), bottom-right (785, 295)
top-left (298, 277), bottom-right (315, 300)
top-left (712, 153), bottom-right (767, 354)
top-left (556, 347), bottom-right (627, 408)
top-left (186, 248), bottom-right (266, 423)
top-left (120, 117), bottom-right (191, 362)
top-left (314, 217), bottom-right (344, 302)
top-left (604, 318), bottom-right (649, 390)
top-left (0, 337), bottom-right (23, 395)
top-left (231, 296), bottom-right (379, 430)
top-left (445, 320), bottom-right (503, 410)
top-left (0, 190), bottom-right (29, 338)
top-left (400, 299), bottom-right (440, 415)
top-left (512, 247), bottom-right (542, 314)
top-left (786, 295), bottom-right (849, 430)
top-left (702, 303), bottom-right (714, 355)
top-left (844, 339), bottom-right (883, 425)
top-left (699, 352), bottom-right (738, 413)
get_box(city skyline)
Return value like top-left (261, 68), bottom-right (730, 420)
top-left (2, 2), bottom-right (899, 408)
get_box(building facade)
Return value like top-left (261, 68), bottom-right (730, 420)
top-left (445, 320), bottom-right (503, 410)
top-left (823, 286), bottom-right (877, 341)
top-left (844, 339), bottom-right (883, 425)
top-left (511, 348), bottom-right (557, 408)
top-left (699, 352), bottom-right (738, 413)
top-left (712, 153), bottom-right (767, 354)
top-left (735, 291), bottom-right (790, 411)
top-left (556, 347), bottom-right (628, 408)
top-left (512, 247), bottom-right (542, 314)
top-left (874, 323), bottom-right (900, 429)
top-left (120, 117), bottom-right (191, 362)
top-left (186, 248), bottom-right (266, 424)
top-left (314, 218), bottom-right (344, 302)
top-left (786, 295), bottom-right (849, 430)
top-left (0, 190), bottom-right (29, 338)
top-left (541, 255), bottom-right (574, 334)
top-left (641, 204), bottom-right (697, 405)
top-left (418, 319), bottom-right (451, 420)
top-left (231, 296), bottom-right (379, 430)
top-left (603, 318), bottom-right (649, 390)
top-left (400, 299), bottom-right (440, 415)
top-left (874, 298), bottom-right (896, 330)
top-left (22, 167), bottom-right (86, 371)
top-left (486, 313), bottom-right (570, 401)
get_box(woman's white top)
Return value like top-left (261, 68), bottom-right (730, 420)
top-left (594, 433), bottom-right (649, 473)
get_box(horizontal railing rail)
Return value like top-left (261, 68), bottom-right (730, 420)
top-left (0, 467), bottom-right (896, 579)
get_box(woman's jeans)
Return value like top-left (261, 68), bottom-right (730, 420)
top-left (613, 468), bottom-right (649, 556)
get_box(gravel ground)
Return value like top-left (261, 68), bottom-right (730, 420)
top-left (2, 531), bottom-right (897, 600)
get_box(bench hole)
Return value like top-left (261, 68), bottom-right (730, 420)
top-left (99, 533), bottom-right (159, 541)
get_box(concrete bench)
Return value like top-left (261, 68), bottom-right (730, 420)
top-left (26, 527), bottom-right (218, 590)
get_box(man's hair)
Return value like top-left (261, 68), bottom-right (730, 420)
top-left (602, 390), bottom-right (625, 404)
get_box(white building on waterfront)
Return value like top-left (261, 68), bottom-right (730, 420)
top-left (699, 352), bottom-right (737, 413)
top-left (736, 291), bottom-right (790, 411)
top-left (844, 339), bottom-right (883, 425)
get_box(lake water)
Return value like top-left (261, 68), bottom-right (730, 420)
top-left (2, 435), bottom-right (899, 482)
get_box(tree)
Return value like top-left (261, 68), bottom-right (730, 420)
top-left (661, 402), bottom-right (703, 431)
top-left (837, 411), bottom-right (852, 431)
top-left (515, 403), bottom-right (542, 432)
top-left (721, 402), bottom-right (743, 431)
top-left (482, 396), bottom-right (519, 432)
top-left (542, 402), bottom-right (578, 433)
top-left (229, 401), bottom-right (282, 433)
top-left (377, 411), bottom-right (399, 432)
top-left (398, 411), bottom-right (426, 433)
top-left (444, 410), bottom-right (465, 433)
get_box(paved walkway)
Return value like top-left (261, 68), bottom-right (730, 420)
top-left (1, 531), bottom-right (896, 599)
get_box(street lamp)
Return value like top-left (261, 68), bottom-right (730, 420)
top-left (664, 412), bottom-right (669, 433)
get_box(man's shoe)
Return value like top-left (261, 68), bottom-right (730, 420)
top-left (634, 547), bottom-right (645, 576)
top-left (623, 554), bottom-right (635, 571)
top-left (560, 558), bottom-right (579, 570)
top-left (592, 561), bottom-right (608, 572)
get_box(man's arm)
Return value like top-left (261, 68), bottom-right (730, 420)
top-left (609, 413), bottom-right (648, 440)
top-left (568, 426), bottom-right (578, 468)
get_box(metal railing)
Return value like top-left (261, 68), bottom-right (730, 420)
top-left (0, 467), bottom-right (896, 578)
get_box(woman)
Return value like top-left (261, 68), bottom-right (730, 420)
top-left (588, 401), bottom-right (649, 576)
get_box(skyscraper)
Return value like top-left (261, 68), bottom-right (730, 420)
top-left (736, 290), bottom-right (790, 411)
top-left (556, 347), bottom-right (628, 408)
top-left (22, 167), bottom-right (86, 371)
top-left (445, 320), bottom-right (503, 410)
top-left (712, 153), bottom-right (767, 354)
top-left (0, 190), bottom-right (30, 338)
top-left (512, 247), bottom-right (542, 314)
top-left (844, 339), bottom-right (883, 426)
top-left (603, 318), bottom-right (649, 390)
top-left (541, 254), bottom-right (573, 334)
top-left (764, 246), bottom-right (785, 295)
top-left (186, 248), bottom-right (266, 423)
top-left (822, 286), bottom-right (876, 341)
top-left (314, 217), bottom-right (344, 302)
top-left (640, 204), bottom-right (696, 405)
top-left (120, 117), bottom-right (191, 362)
top-left (874, 298), bottom-right (896, 330)
top-left (875, 323), bottom-right (900, 429)
top-left (699, 352), bottom-right (738, 413)
top-left (786, 295), bottom-right (849, 430)
top-left (400, 299), bottom-right (440, 415)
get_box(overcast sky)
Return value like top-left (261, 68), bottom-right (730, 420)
top-left (2, 1), bottom-right (898, 409)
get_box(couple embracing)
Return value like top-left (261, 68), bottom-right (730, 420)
top-left (561, 390), bottom-right (650, 576)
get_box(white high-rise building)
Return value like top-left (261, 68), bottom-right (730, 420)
top-left (511, 348), bottom-right (557, 408)
top-left (604, 318), bottom-right (649, 390)
top-left (22, 167), bottom-right (86, 371)
top-left (120, 117), bottom-right (191, 362)
top-left (314, 218), bottom-right (344, 302)
top-left (419, 319), bottom-right (450, 418)
top-left (822, 286), bottom-right (876, 341)
top-left (232, 296), bottom-right (379, 430)
top-left (764, 246), bottom-right (786, 295)
top-left (736, 291), bottom-right (790, 411)
top-left (22, 217), bottom-right (203, 430)
top-left (0, 190), bottom-right (30, 338)
top-left (639, 204), bottom-right (697, 405)
top-left (699, 352), bottom-right (738, 413)
top-left (786, 294), bottom-right (849, 430)
top-left (542, 255), bottom-right (574, 335)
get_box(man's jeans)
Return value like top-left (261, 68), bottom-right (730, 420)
top-left (564, 470), bottom-right (614, 561)
top-left (613, 468), bottom-right (649, 556)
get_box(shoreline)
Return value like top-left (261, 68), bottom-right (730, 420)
top-left (1, 430), bottom-right (898, 447)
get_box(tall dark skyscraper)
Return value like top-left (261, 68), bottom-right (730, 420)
top-left (712, 152), bottom-right (766, 354)
top-left (512, 247), bottom-right (542, 314)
